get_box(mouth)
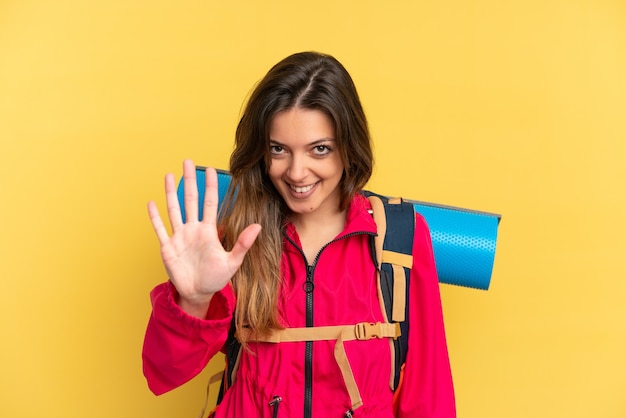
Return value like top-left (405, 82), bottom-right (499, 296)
top-left (286, 181), bottom-right (320, 198)
top-left (289, 183), bottom-right (317, 193)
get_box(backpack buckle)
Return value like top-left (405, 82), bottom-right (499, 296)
top-left (355, 322), bottom-right (384, 340)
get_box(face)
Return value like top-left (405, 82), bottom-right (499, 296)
top-left (268, 108), bottom-right (345, 219)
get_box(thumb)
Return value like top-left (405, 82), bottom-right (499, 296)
top-left (229, 224), bottom-right (262, 265)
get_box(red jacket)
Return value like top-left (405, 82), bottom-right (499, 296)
top-left (143, 194), bottom-right (456, 417)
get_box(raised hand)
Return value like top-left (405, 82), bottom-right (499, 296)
top-left (147, 160), bottom-right (261, 317)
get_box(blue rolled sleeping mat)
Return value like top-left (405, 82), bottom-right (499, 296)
top-left (177, 166), bottom-right (501, 290)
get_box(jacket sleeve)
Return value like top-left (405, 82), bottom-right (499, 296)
top-left (395, 214), bottom-right (456, 417)
top-left (142, 281), bottom-right (235, 395)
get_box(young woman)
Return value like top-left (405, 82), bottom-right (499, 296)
top-left (143, 52), bottom-right (455, 417)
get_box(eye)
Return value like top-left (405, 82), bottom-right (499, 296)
top-left (312, 145), bottom-right (332, 156)
top-left (270, 145), bottom-right (284, 155)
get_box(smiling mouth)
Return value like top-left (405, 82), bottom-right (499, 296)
top-left (289, 182), bottom-right (318, 193)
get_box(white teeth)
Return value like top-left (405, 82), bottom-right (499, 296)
top-left (291, 184), bottom-right (314, 193)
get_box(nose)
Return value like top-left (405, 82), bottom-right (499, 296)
top-left (287, 154), bottom-right (308, 182)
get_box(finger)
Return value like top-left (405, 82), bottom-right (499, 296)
top-left (182, 159), bottom-right (199, 222)
top-left (147, 201), bottom-right (170, 245)
top-left (164, 173), bottom-right (183, 231)
top-left (229, 224), bottom-right (262, 266)
top-left (202, 167), bottom-right (219, 226)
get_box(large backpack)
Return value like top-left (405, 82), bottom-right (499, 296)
top-left (205, 191), bottom-right (415, 417)
top-left (361, 191), bottom-right (415, 397)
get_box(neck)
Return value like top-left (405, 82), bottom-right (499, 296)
top-left (289, 203), bottom-right (346, 231)
top-left (290, 206), bottom-right (348, 263)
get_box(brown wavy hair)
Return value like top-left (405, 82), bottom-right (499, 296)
top-left (219, 52), bottom-right (373, 342)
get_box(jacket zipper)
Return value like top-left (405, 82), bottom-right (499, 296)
top-left (304, 264), bottom-right (314, 418)
top-left (284, 231), bottom-right (375, 418)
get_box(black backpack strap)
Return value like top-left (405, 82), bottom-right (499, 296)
top-left (216, 315), bottom-right (242, 404)
top-left (362, 190), bottom-right (415, 390)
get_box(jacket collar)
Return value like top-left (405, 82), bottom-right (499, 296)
top-left (283, 193), bottom-right (377, 246)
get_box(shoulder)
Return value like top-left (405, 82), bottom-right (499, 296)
top-left (344, 193), bottom-right (377, 233)
top-left (413, 211), bottom-right (431, 236)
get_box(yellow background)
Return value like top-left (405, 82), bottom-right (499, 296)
top-left (1, 1), bottom-right (625, 417)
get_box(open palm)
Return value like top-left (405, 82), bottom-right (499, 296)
top-left (147, 160), bottom-right (261, 314)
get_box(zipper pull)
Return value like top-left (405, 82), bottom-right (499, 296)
top-left (303, 265), bottom-right (315, 293)
top-left (344, 410), bottom-right (354, 417)
top-left (269, 395), bottom-right (282, 418)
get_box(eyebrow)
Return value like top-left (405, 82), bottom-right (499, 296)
top-left (269, 138), bottom-right (335, 146)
